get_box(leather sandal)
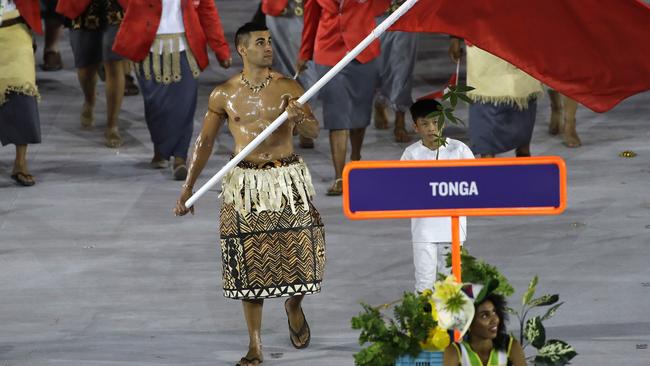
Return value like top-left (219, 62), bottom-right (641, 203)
top-left (235, 356), bottom-right (263, 366)
top-left (326, 178), bottom-right (343, 196)
top-left (284, 299), bottom-right (311, 349)
top-left (11, 172), bottom-right (35, 186)
top-left (41, 50), bottom-right (63, 71)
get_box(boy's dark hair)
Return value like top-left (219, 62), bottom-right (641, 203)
top-left (471, 292), bottom-right (510, 351)
top-left (410, 99), bottom-right (442, 124)
top-left (235, 22), bottom-right (269, 53)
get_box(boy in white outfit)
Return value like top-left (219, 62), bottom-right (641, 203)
top-left (400, 99), bottom-right (475, 292)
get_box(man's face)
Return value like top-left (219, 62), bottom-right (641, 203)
top-left (414, 117), bottom-right (441, 145)
top-left (239, 31), bottom-right (273, 67)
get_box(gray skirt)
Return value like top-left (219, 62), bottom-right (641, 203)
top-left (316, 59), bottom-right (378, 130)
top-left (376, 15), bottom-right (417, 112)
top-left (0, 93), bottom-right (41, 146)
top-left (136, 51), bottom-right (198, 160)
top-left (469, 99), bottom-right (537, 155)
top-left (69, 24), bottom-right (123, 68)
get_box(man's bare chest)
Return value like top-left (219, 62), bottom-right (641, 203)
top-left (225, 86), bottom-right (295, 124)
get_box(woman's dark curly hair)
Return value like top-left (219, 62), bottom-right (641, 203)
top-left (469, 292), bottom-right (510, 350)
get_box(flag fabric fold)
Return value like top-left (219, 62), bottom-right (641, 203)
top-left (391, 0), bottom-right (650, 112)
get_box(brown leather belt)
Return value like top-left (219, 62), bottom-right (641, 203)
top-left (0, 16), bottom-right (25, 29)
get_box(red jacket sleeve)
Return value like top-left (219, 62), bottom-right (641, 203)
top-left (261, 0), bottom-right (289, 16)
top-left (372, 0), bottom-right (391, 16)
top-left (15, 0), bottom-right (42, 34)
top-left (196, 0), bottom-right (231, 62)
top-left (299, 0), bottom-right (321, 61)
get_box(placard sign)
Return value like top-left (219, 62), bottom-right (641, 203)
top-left (343, 157), bottom-right (566, 219)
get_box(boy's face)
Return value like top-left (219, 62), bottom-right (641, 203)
top-left (414, 117), bottom-right (440, 145)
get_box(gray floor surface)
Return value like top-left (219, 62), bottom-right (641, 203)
top-left (1, 2), bottom-right (649, 365)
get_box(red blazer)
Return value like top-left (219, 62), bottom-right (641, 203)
top-left (14, 0), bottom-right (43, 34)
top-left (56, 0), bottom-right (128, 20)
top-left (261, 0), bottom-right (288, 16)
top-left (299, 0), bottom-right (389, 66)
top-left (112, 0), bottom-right (231, 70)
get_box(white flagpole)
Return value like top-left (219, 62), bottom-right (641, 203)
top-left (185, 0), bottom-right (421, 208)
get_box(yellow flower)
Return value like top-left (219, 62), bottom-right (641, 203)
top-left (429, 300), bottom-right (439, 322)
top-left (420, 327), bottom-right (450, 351)
top-left (433, 275), bottom-right (463, 303)
top-left (432, 327), bottom-right (450, 350)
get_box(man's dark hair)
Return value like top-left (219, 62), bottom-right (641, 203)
top-left (234, 22), bottom-right (269, 53)
top-left (409, 99), bottom-right (442, 123)
top-left (471, 292), bottom-right (510, 351)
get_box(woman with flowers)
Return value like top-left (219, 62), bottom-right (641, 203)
top-left (442, 290), bottom-right (526, 366)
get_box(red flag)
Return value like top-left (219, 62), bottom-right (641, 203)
top-left (390, 0), bottom-right (650, 112)
top-left (417, 71), bottom-right (457, 101)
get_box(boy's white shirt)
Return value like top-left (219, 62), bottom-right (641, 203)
top-left (400, 138), bottom-right (475, 243)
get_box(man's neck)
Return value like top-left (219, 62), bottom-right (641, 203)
top-left (421, 139), bottom-right (440, 151)
top-left (242, 63), bottom-right (270, 84)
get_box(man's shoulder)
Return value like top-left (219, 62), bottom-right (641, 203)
top-left (401, 140), bottom-right (423, 159)
top-left (209, 76), bottom-right (239, 98)
top-left (446, 138), bottom-right (470, 150)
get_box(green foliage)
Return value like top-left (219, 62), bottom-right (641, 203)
top-left (534, 340), bottom-right (578, 366)
top-left (444, 248), bottom-right (515, 297)
top-left (524, 316), bottom-right (546, 349)
top-left (351, 292), bottom-right (436, 366)
top-left (426, 85), bottom-right (474, 159)
top-left (510, 276), bottom-right (577, 366)
top-left (523, 276), bottom-right (539, 306)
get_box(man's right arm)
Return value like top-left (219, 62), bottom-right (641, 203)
top-left (174, 88), bottom-right (227, 215)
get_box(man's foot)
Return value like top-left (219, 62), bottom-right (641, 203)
top-left (326, 178), bottom-right (343, 196)
top-left (373, 102), bottom-right (389, 129)
top-left (172, 158), bottom-right (188, 181)
top-left (236, 347), bottom-right (263, 366)
top-left (150, 155), bottom-right (168, 169)
top-left (394, 127), bottom-right (411, 143)
top-left (548, 109), bottom-right (561, 135)
top-left (10, 171), bottom-right (35, 186)
top-left (285, 299), bottom-right (311, 349)
top-left (124, 74), bottom-right (139, 96)
top-left (80, 103), bottom-right (94, 128)
top-left (563, 118), bottom-right (582, 148)
top-left (41, 50), bottom-right (63, 71)
top-left (299, 136), bottom-right (314, 149)
top-left (104, 127), bottom-right (123, 148)
top-left (515, 146), bottom-right (531, 157)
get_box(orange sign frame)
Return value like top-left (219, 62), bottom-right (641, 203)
top-left (342, 156), bottom-right (567, 220)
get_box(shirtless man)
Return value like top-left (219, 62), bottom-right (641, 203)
top-left (174, 22), bottom-right (325, 366)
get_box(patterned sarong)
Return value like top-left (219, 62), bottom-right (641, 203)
top-left (219, 155), bottom-right (326, 300)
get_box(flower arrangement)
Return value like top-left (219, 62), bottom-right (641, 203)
top-left (351, 249), bottom-right (577, 366)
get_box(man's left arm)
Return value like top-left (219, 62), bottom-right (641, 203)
top-left (196, 0), bottom-right (231, 67)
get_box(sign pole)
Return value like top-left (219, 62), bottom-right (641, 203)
top-left (451, 215), bottom-right (462, 342)
top-left (451, 216), bottom-right (461, 282)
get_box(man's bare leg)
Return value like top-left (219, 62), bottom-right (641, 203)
top-left (515, 144), bottom-right (531, 157)
top-left (562, 96), bottom-right (581, 147)
top-left (373, 100), bottom-right (389, 129)
top-left (77, 64), bottom-right (100, 128)
top-left (285, 295), bottom-right (310, 346)
top-left (240, 299), bottom-right (264, 365)
top-left (547, 89), bottom-right (562, 135)
top-left (328, 129), bottom-right (348, 195)
top-left (349, 127), bottom-right (365, 161)
top-left (104, 60), bottom-right (125, 148)
top-left (394, 110), bottom-right (410, 142)
top-left (11, 145), bottom-right (35, 185)
top-left (42, 17), bottom-right (63, 71)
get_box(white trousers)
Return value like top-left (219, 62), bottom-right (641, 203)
top-left (412, 242), bottom-right (463, 292)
